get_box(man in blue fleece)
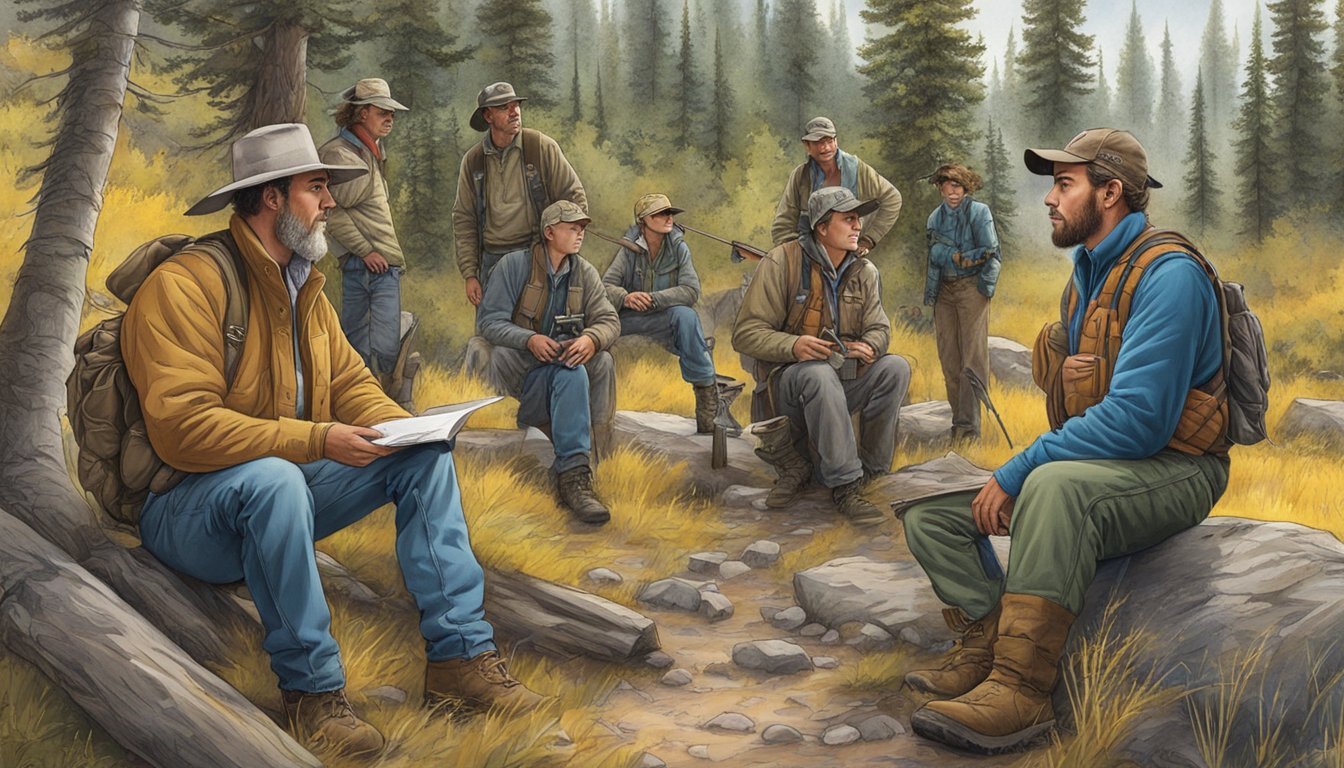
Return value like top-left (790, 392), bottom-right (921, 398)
top-left (902, 129), bottom-right (1230, 754)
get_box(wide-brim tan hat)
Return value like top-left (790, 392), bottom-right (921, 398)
top-left (185, 123), bottom-right (368, 216)
top-left (1024, 128), bottom-right (1162, 189)
top-left (470, 82), bottom-right (528, 131)
top-left (633, 193), bottom-right (685, 221)
top-left (339, 77), bottom-right (408, 112)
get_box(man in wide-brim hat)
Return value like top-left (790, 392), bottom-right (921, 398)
top-left (318, 77), bottom-right (412, 402)
top-left (125, 122), bottom-right (547, 760)
top-left (452, 81), bottom-right (586, 321)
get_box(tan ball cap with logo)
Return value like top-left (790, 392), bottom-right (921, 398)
top-left (633, 193), bottom-right (685, 222)
top-left (1024, 128), bottom-right (1162, 189)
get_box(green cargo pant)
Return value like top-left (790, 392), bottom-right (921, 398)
top-left (902, 450), bottom-right (1229, 618)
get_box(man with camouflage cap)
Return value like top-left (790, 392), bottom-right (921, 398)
top-left (771, 116), bottom-right (903, 252)
top-left (904, 129), bottom-right (1230, 755)
top-left (478, 199), bottom-right (620, 524)
top-left (453, 82), bottom-right (586, 319)
top-left (734, 186), bottom-right (911, 526)
top-left (318, 77), bottom-right (410, 399)
top-left (603, 193), bottom-right (721, 432)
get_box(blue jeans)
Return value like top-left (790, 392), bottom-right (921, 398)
top-left (340, 257), bottom-right (401, 375)
top-left (138, 443), bottom-right (494, 693)
top-left (618, 306), bottom-right (716, 385)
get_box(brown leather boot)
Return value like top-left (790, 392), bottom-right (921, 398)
top-left (556, 466), bottom-right (610, 524)
top-left (425, 650), bottom-right (549, 715)
top-left (751, 416), bottom-right (812, 507)
top-left (281, 687), bottom-right (384, 757)
top-left (831, 479), bottom-right (884, 526)
top-left (693, 382), bottom-right (720, 433)
top-left (904, 603), bottom-right (1001, 697)
top-left (910, 593), bottom-right (1075, 754)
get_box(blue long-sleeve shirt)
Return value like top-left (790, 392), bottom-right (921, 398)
top-left (993, 212), bottom-right (1223, 496)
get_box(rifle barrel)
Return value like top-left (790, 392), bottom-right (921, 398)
top-left (588, 228), bottom-right (644, 253)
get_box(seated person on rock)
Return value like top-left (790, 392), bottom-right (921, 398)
top-left (121, 124), bottom-right (545, 759)
top-left (732, 186), bottom-right (911, 527)
top-left (478, 199), bottom-right (621, 525)
top-left (902, 129), bottom-right (1231, 755)
top-left (603, 193), bottom-right (722, 432)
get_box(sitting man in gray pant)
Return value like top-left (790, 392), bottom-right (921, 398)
top-left (733, 187), bottom-right (911, 526)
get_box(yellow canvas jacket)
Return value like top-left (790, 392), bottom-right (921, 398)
top-left (122, 215), bottom-right (409, 473)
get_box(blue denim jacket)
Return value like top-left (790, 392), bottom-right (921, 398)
top-left (993, 212), bottom-right (1223, 496)
top-left (924, 197), bottom-right (1000, 305)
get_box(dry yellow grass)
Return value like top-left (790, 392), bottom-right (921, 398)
top-left (0, 656), bottom-right (128, 768)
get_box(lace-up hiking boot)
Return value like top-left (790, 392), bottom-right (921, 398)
top-left (281, 687), bottom-right (384, 757)
top-left (425, 651), bottom-right (548, 715)
top-left (557, 466), bottom-right (610, 524)
top-left (862, 466), bottom-right (889, 488)
top-left (693, 382), bottom-right (720, 433)
top-left (832, 479), bottom-right (884, 526)
top-left (904, 603), bottom-right (1001, 697)
top-left (911, 594), bottom-right (1076, 754)
top-left (751, 416), bottom-right (812, 507)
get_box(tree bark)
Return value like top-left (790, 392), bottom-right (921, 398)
top-left (0, 0), bottom-right (247, 666)
top-left (485, 570), bottom-right (661, 661)
top-left (247, 21), bottom-right (308, 129)
top-left (0, 508), bottom-right (320, 768)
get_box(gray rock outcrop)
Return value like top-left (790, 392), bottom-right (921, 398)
top-left (897, 400), bottom-right (953, 445)
top-left (988, 335), bottom-right (1034, 389)
top-left (732, 640), bottom-right (813, 674)
top-left (1278, 398), bottom-right (1344, 449)
top-left (638, 578), bottom-right (703, 611)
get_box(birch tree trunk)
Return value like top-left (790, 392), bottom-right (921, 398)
top-left (0, 0), bottom-right (246, 666)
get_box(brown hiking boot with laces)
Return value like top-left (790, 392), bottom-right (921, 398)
top-left (281, 687), bottom-right (384, 757)
top-left (832, 479), bottom-right (884, 526)
top-left (425, 650), bottom-right (549, 715)
top-left (556, 466), bottom-right (611, 524)
top-left (904, 603), bottom-right (1001, 697)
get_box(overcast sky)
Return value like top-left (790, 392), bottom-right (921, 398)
top-left (844, 1), bottom-right (1316, 85)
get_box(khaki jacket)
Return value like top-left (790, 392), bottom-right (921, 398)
top-left (122, 215), bottom-right (408, 473)
top-left (318, 132), bottom-right (405, 268)
top-left (733, 238), bottom-right (890, 369)
top-left (451, 130), bottom-right (586, 280)
top-left (770, 152), bottom-right (903, 247)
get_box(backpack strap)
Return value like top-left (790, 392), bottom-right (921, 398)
top-left (566, 258), bottom-right (586, 317)
top-left (190, 231), bottom-right (249, 389)
top-left (521, 128), bottom-right (550, 236)
top-left (467, 145), bottom-right (487, 260)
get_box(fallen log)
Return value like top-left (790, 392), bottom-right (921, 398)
top-left (0, 507), bottom-right (320, 768)
top-left (484, 569), bottom-right (660, 662)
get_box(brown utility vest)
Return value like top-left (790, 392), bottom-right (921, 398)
top-left (1031, 228), bottom-right (1230, 456)
top-left (511, 243), bottom-right (584, 331)
top-left (748, 241), bottom-right (874, 421)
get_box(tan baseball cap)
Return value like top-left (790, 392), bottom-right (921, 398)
top-left (801, 116), bottom-right (837, 141)
top-left (541, 199), bottom-right (591, 228)
top-left (1024, 128), bottom-right (1162, 189)
top-left (807, 186), bottom-right (878, 229)
top-left (633, 193), bottom-right (685, 221)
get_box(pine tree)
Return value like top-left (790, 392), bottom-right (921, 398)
top-left (147, 0), bottom-right (370, 146)
top-left (1115, 1), bottom-right (1154, 137)
top-left (1017, 0), bottom-right (1094, 145)
top-left (476, 0), bottom-right (556, 106)
top-left (625, 0), bottom-right (666, 101)
top-left (1155, 23), bottom-right (1184, 165)
top-left (981, 118), bottom-right (1017, 241)
top-left (1199, 0), bottom-right (1238, 136)
top-left (570, 48), bottom-right (583, 124)
top-left (1091, 50), bottom-right (1112, 125)
top-left (594, 68), bottom-right (608, 141)
top-left (772, 0), bottom-right (821, 131)
top-left (674, 0), bottom-right (700, 148)
top-left (374, 0), bottom-right (472, 112)
top-left (858, 0), bottom-right (984, 238)
top-left (1184, 68), bottom-right (1222, 236)
top-left (1266, 0), bottom-right (1329, 209)
top-left (755, 0), bottom-right (771, 90)
top-left (1235, 3), bottom-right (1276, 242)
top-left (710, 28), bottom-right (735, 169)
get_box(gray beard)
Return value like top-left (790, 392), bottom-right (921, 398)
top-left (277, 206), bottom-right (328, 262)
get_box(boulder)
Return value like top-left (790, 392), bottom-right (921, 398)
top-left (699, 591), bottom-right (735, 622)
top-left (1278, 398), bottom-right (1344, 449)
top-left (771, 606), bottom-right (808, 631)
top-left (703, 712), bottom-right (756, 733)
top-left (741, 540), bottom-right (782, 568)
top-left (719, 560), bottom-right (752, 580)
top-left (688, 551), bottom-right (728, 574)
top-left (796, 517), bottom-right (1344, 767)
top-left (821, 724), bottom-right (861, 745)
top-left (637, 578), bottom-right (703, 611)
top-left (988, 335), bottom-right (1034, 389)
top-left (897, 401), bottom-right (953, 445)
top-left (761, 724), bottom-right (804, 744)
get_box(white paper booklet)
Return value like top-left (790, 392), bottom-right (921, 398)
top-left (369, 396), bottom-right (504, 447)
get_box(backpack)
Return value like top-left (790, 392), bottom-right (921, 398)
top-left (1051, 228), bottom-right (1270, 447)
top-left (67, 232), bottom-right (248, 525)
